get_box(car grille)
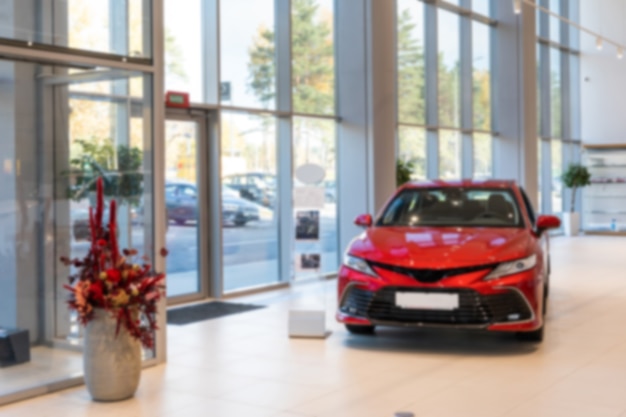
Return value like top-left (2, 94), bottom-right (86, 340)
top-left (340, 286), bottom-right (532, 326)
top-left (368, 261), bottom-right (497, 283)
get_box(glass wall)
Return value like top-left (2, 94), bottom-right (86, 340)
top-left (164, 120), bottom-right (202, 298)
top-left (0, 0), bottom-right (151, 58)
top-left (293, 117), bottom-right (338, 279)
top-left (537, 0), bottom-right (582, 218)
top-left (221, 112), bottom-right (279, 291)
top-left (0, 58), bottom-right (155, 398)
top-left (215, 0), bottom-right (338, 291)
top-left (438, 9), bottom-right (460, 129)
top-left (220, 0), bottom-right (276, 109)
top-left (396, 1), bottom-right (494, 180)
top-left (397, 0), bottom-right (425, 126)
top-left (440, 130), bottom-right (462, 179)
top-left (292, 0), bottom-right (335, 116)
top-left (473, 21), bottom-right (491, 132)
top-left (474, 133), bottom-right (493, 179)
top-left (164, 0), bottom-right (203, 102)
top-left (398, 126), bottom-right (427, 180)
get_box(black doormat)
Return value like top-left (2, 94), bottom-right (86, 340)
top-left (167, 301), bottom-right (265, 325)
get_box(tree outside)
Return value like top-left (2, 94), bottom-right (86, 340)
top-left (397, 6), bottom-right (426, 125)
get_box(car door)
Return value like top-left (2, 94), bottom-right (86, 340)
top-left (180, 185), bottom-right (199, 220)
top-left (164, 185), bottom-right (178, 218)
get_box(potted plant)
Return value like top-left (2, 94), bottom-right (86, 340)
top-left (61, 177), bottom-right (167, 401)
top-left (561, 163), bottom-right (591, 236)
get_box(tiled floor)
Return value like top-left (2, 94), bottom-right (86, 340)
top-left (2, 236), bottom-right (626, 417)
top-left (0, 347), bottom-right (82, 398)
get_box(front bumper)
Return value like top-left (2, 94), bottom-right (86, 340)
top-left (336, 265), bottom-right (544, 332)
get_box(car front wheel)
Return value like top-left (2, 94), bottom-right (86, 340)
top-left (516, 325), bottom-right (544, 342)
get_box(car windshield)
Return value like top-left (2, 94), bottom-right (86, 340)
top-left (378, 187), bottom-right (523, 228)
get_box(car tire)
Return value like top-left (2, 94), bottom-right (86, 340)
top-left (515, 293), bottom-right (547, 343)
top-left (234, 219), bottom-right (247, 227)
top-left (543, 284), bottom-right (549, 316)
top-left (516, 325), bottom-right (544, 343)
top-left (175, 219), bottom-right (186, 226)
top-left (345, 324), bottom-right (376, 335)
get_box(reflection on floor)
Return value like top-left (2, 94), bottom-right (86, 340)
top-left (0, 346), bottom-right (82, 400)
top-left (3, 236), bottom-right (626, 417)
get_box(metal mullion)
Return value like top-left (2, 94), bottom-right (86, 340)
top-left (291, 112), bottom-right (337, 121)
top-left (539, 0), bottom-right (549, 39)
top-left (560, 51), bottom-right (571, 144)
top-left (218, 105), bottom-right (290, 118)
top-left (425, 1), bottom-right (439, 179)
top-left (110, 0), bottom-right (129, 57)
top-left (460, 0), bottom-right (473, 178)
top-left (460, 2), bottom-right (472, 131)
top-left (539, 42), bottom-right (551, 139)
top-left (150, 0), bottom-right (167, 364)
top-left (275, 0), bottom-right (293, 285)
top-left (277, 117), bottom-right (293, 285)
top-left (540, 139), bottom-right (552, 214)
top-left (421, 0), bottom-right (497, 26)
top-left (0, 37), bottom-right (153, 71)
top-left (536, 36), bottom-right (579, 55)
top-left (397, 122), bottom-right (428, 129)
top-left (42, 69), bottom-right (140, 86)
top-left (68, 92), bottom-right (133, 103)
top-left (202, 0), bottom-right (220, 104)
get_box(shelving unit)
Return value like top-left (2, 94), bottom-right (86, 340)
top-left (582, 145), bottom-right (626, 234)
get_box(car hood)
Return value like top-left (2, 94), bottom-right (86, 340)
top-left (349, 226), bottom-right (532, 269)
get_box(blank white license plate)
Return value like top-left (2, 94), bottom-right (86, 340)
top-left (395, 292), bottom-right (459, 310)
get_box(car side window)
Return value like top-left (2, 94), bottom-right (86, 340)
top-left (519, 187), bottom-right (537, 225)
top-left (165, 185), bottom-right (177, 196)
top-left (183, 186), bottom-right (196, 197)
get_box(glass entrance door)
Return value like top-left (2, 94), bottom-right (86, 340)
top-left (164, 115), bottom-right (208, 300)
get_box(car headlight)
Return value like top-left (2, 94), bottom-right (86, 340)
top-left (343, 254), bottom-right (378, 277)
top-left (484, 254), bottom-right (537, 281)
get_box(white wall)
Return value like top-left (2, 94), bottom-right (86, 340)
top-left (581, 0), bottom-right (626, 144)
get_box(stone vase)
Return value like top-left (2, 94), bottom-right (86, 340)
top-left (83, 308), bottom-right (141, 401)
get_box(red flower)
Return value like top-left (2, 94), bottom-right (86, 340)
top-left (97, 239), bottom-right (107, 247)
top-left (106, 269), bottom-right (122, 284)
top-left (89, 282), bottom-right (105, 305)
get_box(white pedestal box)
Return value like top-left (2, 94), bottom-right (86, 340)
top-left (288, 310), bottom-right (330, 339)
top-left (563, 212), bottom-right (580, 237)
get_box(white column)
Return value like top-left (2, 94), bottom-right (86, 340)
top-left (492, 0), bottom-right (538, 207)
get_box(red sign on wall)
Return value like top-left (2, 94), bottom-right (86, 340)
top-left (165, 91), bottom-right (190, 109)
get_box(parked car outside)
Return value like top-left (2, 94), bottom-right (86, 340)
top-left (165, 181), bottom-right (260, 227)
top-left (223, 172), bottom-right (276, 208)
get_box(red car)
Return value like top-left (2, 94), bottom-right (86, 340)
top-left (337, 180), bottom-right (561, 342)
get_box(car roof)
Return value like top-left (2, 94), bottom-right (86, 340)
top-left (166, 180), bottom-right (195, 187)
top-left (402, 179), bottom-right (517, 189)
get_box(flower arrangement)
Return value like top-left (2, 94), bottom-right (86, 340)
top-left (61, 177), bottom-right (167, 349)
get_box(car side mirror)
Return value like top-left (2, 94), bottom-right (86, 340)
top-left (536, 215), bottom-right (561, 233)
top-left (354, 214), bottom-right (373, 228)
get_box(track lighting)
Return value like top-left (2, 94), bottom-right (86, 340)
top-left (520, 1), bottom-right (626, 62)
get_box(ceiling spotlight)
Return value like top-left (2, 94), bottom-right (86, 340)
top-left (618, 48), bottom-right (624, 59)
top-left (596, 37), bottom-right (604, 50)
top-left (513, 0), bottom-right (522, 14)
